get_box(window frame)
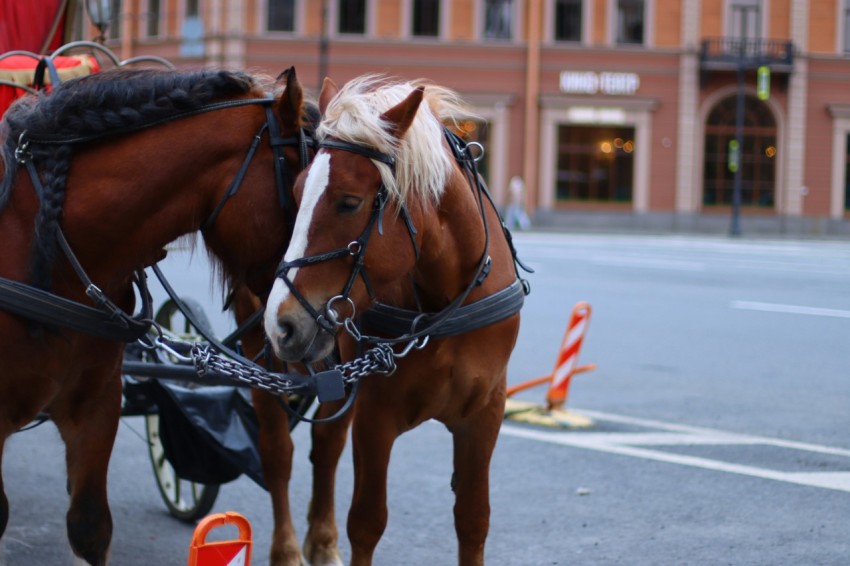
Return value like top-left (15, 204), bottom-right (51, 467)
top-left (480, 0), bottom-right (518, 42)
top-left (552, 0), bottom-right (584, 43)
top-left (265, 0), bottom-right (299, 34)
top-left (144, 0), bottom-right (162, 38)
top-left (335, 0), bottom-right (369, 36)
top-left (615, 0), bottom-right (645, 46)
top-left (409, 0), bottom-right (442, 38)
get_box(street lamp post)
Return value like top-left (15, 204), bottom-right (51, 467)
top-left (730, 61), bottom-right (745, 237)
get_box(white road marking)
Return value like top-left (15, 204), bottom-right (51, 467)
top-left (731, 301), bottom-right (850, 319)
top-left (500, 409), bottom-right (850, 492)
top-left (591, 255), bottom-right (705, 272)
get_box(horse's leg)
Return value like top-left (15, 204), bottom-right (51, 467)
top-left (253, 391), bottom-right (303, 566)
top-left (448, 382), bottom-right (506, 566)
top-left (302, 400), bottom-right (351, 566)
top-left (52, 364), bottom-right (122, 566)
top-left (346, 405), bottom-right (397, 566)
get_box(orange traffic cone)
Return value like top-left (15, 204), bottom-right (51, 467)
top-left (505, 302), bottom-right (596, 428)
top-left (188, 512), bottom-right (252, 566)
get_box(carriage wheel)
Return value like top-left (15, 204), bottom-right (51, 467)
top-left (144, 297), bottom-right (220, 522)
top-left (145, 413), bottom-right (219, 522)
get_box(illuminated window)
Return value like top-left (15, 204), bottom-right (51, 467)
top-left (556, 126), bottom-right (634, 203)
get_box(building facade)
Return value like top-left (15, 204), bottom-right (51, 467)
top-left (74, 0), bottom-right (850, 235)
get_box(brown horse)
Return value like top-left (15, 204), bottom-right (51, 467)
top-left (0, 66), bottom-right (337, 565)
top-left (264, 75), bottom-right (526, 565)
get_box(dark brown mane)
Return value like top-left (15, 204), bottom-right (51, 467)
top-left (0, 68), bottom-right (261, 290)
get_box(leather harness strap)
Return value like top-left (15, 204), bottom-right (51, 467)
top-left (1, 97), bottom-right (310, 342)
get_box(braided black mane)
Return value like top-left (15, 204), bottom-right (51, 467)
top-left (0, 68), bottom-right (260, 290)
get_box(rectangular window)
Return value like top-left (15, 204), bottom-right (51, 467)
top-left (108, 0), bottom-right (122, 39)
top-left (554, 0), bottom-right (582, 42)
top-left (729, 0), bottom-right (760, 39)
top-left (556, 126), bottom-right (634, 203)
top-left (412, 0), bottom-right (440, 37)
top-left (268, 0), bottom-right (296, 32)
top-left (845, 8), bottom-right (850, 53)
top-left (483, 0), bottom-right (513, 40)
top-left (146, 0), bottom-right (161, 37)
top-left (186, 0), bottom-right (199, 17)
top-left (616, 0), bottom-right (644, 45)
top-left (338, 0), bottom-right (366, 34)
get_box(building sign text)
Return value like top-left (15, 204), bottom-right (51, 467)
top-left (560, 71), bottom-right (640, 96)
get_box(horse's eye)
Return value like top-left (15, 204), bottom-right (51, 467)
top-left (336, 195), bottom-right (363, 214)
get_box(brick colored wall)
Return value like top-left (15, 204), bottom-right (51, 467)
top-left (808, 0), bottom-right (837, 54)
top-left (655, 0), bottom-right (681, 47)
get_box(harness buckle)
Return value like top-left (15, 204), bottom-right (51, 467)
top-left (14, 132), bottom-right (31, 164)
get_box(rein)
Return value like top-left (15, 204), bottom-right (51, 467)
top-left (273, 128), bottom-right (531, 352)
top-left (1, 96), bottom-right (312, 342)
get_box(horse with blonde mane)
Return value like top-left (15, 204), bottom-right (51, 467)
top-left (265, 75), bottom-right (527, 565)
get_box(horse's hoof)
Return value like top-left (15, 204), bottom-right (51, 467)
top-left (303, 538), bottom-right (343, 566)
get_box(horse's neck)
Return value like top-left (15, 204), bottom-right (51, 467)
top-left (0, 174), bottom-right (40, 281)
top-left (412, 176), bottom-right (514, 310)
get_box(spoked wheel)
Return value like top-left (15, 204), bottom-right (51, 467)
top-left (145, 297), bottom-right (219, 522)
top-left (145, 413), bottom-right (219, 521)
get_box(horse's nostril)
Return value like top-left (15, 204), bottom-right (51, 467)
top-left (277, 319), bottom-right (294, 343)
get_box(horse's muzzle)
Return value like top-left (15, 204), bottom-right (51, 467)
top-left (268, 308), bottom-right (335, 363)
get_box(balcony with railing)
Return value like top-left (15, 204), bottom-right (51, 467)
top-left (700, 37), bottom-right (795, 72)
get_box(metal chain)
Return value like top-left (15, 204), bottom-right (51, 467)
top-left (335, 342), bottom-right (397, 384)
top-left (190, 344), bottom-right (303, 396)
top-left (184, 341), bottom-right (399, 394)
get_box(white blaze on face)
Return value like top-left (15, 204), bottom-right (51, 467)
top-left (264, 152), bottom-right (332, 342)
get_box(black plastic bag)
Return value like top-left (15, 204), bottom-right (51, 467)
top-left (145, 380), bottom-right (266, 490)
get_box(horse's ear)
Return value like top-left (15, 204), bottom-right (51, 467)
top-left (318, 77), bottom-right (339, 115)
top-left (278, 66), bottom-right (303, 129)
top-left (380, 86), bottom-right (424, 139)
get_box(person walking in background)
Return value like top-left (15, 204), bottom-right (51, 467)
top-left (505, 175), bottom-right (531, 230)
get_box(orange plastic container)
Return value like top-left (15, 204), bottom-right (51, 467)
top-left (188, 512), bottom-right (252, 566)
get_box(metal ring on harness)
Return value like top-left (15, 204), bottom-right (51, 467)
top-left (466, 141), bottom-right (485, 163)
top-left (347, 240), bottom-right (362, 255)
top-left (323, 295), bottom-right (356, 329)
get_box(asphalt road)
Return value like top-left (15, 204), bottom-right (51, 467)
top-left (2, 232), bottom-right (849, 565)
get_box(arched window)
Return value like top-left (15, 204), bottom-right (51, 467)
top-left (703, 94), bottom-right (776, 208)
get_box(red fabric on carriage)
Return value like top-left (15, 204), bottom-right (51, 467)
top-left (0, 54), bottom-right (100, 116)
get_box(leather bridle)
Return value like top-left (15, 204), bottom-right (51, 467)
top-left (272, 128), bottom-right (531, 351)
top-left (0, 97), bottom-right (315, 341)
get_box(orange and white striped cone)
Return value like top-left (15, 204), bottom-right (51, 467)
top-left (188, 512), bottom-right (252, 566)
top-left (545, 301), bottom-right (593, 410)
top-left (505, 302), bottom-right (596, 428)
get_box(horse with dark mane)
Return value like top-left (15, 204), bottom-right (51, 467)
top-left (264, 75), bottom-right (525, 565)
top-left (0, 65), bottom-right (339, 565)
